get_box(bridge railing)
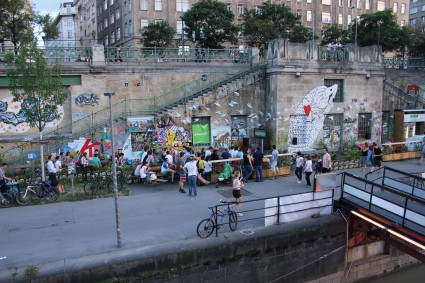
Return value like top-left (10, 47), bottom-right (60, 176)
top-left (340, 172), bottom-right (425, 239)
top-left (381, 166), bottom-right (425, 200)
top-left (317, 46), bottom-right (348, 62)
top-left (383, 57), bottom-right (425, 70)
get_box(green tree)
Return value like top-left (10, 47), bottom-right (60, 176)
top-left (182, 0), bottom-right (239, 49)
top-left (321, 24), bottom-right (350, 45)
top-left (140, 21), bottom-right (175, 47)
top-left (288, 24), bottom-right (314, 43)
top-left (243, 2), bottom-right (301, 50)
top-left (0, 0), bottom-right (58, 48)
top-left (5, 33), bottom-right (67, 180)
top-left (408, 24), bottom-right (425, 57)
top-left (354, 9), bottom-right (410, 53)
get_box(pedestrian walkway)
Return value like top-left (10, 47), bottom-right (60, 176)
top-left (0, 158), bottom-right (423, 281)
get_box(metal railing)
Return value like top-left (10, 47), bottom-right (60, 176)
top-left (0, 46), bottom-right (92, 63)
top-left (383, 57), bottom-right (425, 70)
top-left (381, 166), bottom-right (425, 200)
top-left (317, 46), bottom-right (348, 62)
top-left (340, 172), bottom-right (425, 238)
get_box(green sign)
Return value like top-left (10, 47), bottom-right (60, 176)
top-left (192, 124), bottom-right (210, 144)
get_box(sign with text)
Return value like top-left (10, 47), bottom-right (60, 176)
top-left (192, 124), bottom-right (210, 145)
top-left (254, 128), bottom-right (266, 139)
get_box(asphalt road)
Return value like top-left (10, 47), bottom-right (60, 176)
top-left (0, 158), bottom-right (423, 281)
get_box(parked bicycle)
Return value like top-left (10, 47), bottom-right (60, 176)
top-left (196, 200), bottom-right (238, 238)
top-left (0, 182), bottom-right (21, 208)
top-left (83, 172), bottom-right (123, 195)
top-left (0, 191), bottom-right (13, 208)
top-left (17, 180), bottom-right (59, 205)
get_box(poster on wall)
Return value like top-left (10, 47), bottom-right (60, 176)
top-left (231, 115), bottom-right (247, 142)
top-left (323, 126), bottom-right (341, 151)
top-left (192, 124), bottom-right (210, 145)
top-left (127, 116), bottom-right (155, 153)
top-left (212, 126), bottom-right (231, 149)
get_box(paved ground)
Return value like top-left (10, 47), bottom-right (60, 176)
top-left (0, 158), bottom-right (423, 281)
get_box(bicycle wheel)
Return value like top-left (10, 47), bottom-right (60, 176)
top-left (106, 177), bottom-right (123, 193)
top-left (0, 193), bottom-right (13, 208)
top-left (196, 218), bottom-right (215, 238)
top-left (43, 187), bottom-right (59, 202)
top-left (84, 181), bottom-right (98, 195)
top-left (16, 190), bottom-right (32, 205)
top-left (228, 211), bottom-right (238, 231)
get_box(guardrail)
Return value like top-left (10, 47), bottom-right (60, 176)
top-left (381, 166), bottom-right (425, 200)
top-left (340, 172), bottom-right (425, 238)
top-left (317, 46), bottom-right (348, 62)
top-left (383, 57), bottom-right (425, 70)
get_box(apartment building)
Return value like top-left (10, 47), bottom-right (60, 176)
top-left (409, 0), bottom-right (425, 25)
top-left (93, 0), bottom-right (409, 48)
top-left (74, 0), bottom-right (98, 47)
top-left (45, 2), bottom-right (77, 48)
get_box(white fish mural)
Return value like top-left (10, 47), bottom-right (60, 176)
top-left (288, 85), bottom-right (338, 152)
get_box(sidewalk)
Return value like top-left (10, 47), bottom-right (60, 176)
top-left (0, 158), bottom-right (422, 281)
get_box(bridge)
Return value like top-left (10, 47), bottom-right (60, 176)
top-left (335, 166), bottom-right (425, 262)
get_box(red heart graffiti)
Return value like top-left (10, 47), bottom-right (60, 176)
top-left (303, 105), bottom-right (311, 117)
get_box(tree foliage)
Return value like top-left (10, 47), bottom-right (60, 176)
top-left (354, 9), bottom-right (410, 53)
top-left (0, 0), bottom-right (58, 47)
top-left (5, 34), bottom-right (67, 133)
top-left (288, 24), bottom-right (314, 43)
top-left (321, 24), bottom-right (350, 45)
top-left (408, 24), bottom-right (425, 57)
top-left (140, 21), bottom-right (175, 47)
top-left (243, 2), bottom-right (301, 50)
top-left (182, 0), bottom-right (239, 49)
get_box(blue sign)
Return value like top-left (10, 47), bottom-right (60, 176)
top-left (27, 152), bottom-right (39, 161)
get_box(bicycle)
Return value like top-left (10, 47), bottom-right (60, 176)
top-left (196, 200), bottom-right (238, 238)
top-left (16, 180), bottom-right (59, 206)
top-left (0, 191), bottom-right (13, 208)
top-left (83, 172), bottom-right (123, 195)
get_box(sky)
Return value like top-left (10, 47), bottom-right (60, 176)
top-left (30, 0), bottom-right (60, 17)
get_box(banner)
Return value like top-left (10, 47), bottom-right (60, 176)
top-left (192, 124), bottom-right (210, 145)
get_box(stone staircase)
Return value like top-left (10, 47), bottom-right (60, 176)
top-left (383, 78), bottom-right (425, 110)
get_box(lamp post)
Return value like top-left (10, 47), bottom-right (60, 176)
top-left (181, 12), bottom-right (185, 61)
top-left (355, 16), bottom-right (359, 61)
top-left (104, 92), bottom-right (122, 249)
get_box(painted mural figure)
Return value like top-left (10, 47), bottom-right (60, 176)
top-left (288, 85), bottom-right (338, 152)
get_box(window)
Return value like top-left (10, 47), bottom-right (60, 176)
top-left (323, 114), bottom-right (343, 151)
top-left (140, 19), bottom-right (148, 30)
top-left (124, 22), bottom-right (127, 36)
top-left (322, 12), bottom-right (331, 24)
top-left (111, 31), bottom-right (115, 44)
top-left (104, 0), bottom-right (107, 10)
top-left (347, 14), bottom-right (352, 26)
top-left (176, 20), bottom-right (183, 34)
top-left (115, 9), bottom-right (120, 20)
top-left (410, 18), bottom-right (417, 25)
top-left (67, 21), bottom-right (72, 27)
top-left (377, 1), bottom-right (385, 11)
top-left (338, 14), bottom-right (343, 25)
top-left (140, 0), bottom-right (148, 10)
top-left (338, 0), bottom-right (343, 7)
top-left (129, 20), bottom-right (132, 35)
top-left (110, 13), bottom-right (114, 24)
top-left (155, 0), bottom-right (162, 11)
top-left (104, 18), bottom-right (108, 28)
top-left (116, 27), bottom-right (120, 40)
top-left (400, 20), bottom-right (405, 26)
top-left (227, 4), bottom-right (231, 12)
top-left (307, 11), bottom-right (312, 22)
top-left (393, 3), bottom-right (398, 13)
top-left (307, 0), bottom-right (312, 3)
top-left (422, 5), bottom-right (425, 12)
top-left (357, 0), bottom-right (361, 9)
top-left (155, 19), bottom-right (162, 24)
top-left (237, 4), bottom-right (244, 16)
top-left (365, 0), bottom-right (371, 10)
top-left (176, 0), bottom-right (189, 12)
top-left (128, 1), bottom-right (132, 12)
top-left (324, 79), bottom-right (344, 103)
top-left (401, 3), bottom-right (406, 14)
top-left (410, 7), bottom-right (418, 14)
top-left (322, 0), bottom-right (331, 5)
top-left (110, 0), bottom-right (114, 5)
top-left (67, 30), bottom-right (72, 39)
top-left (357, 113), bottom-right (372, 140)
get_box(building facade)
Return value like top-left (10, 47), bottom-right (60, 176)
top-left (45, 2), bottom-right (77, 48)
top-left (74, 0), bottom-right (98, 47)
top-left (93, 0), bottom-right (409, 48)
top-left (408, 0), bottom-right (425, 25)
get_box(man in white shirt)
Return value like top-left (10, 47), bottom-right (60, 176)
top-left (55, 156), bottom-right (62, 172)
top-left (184, 155), bottom-right (198, 197)
top-left (47, 154), bottom-right (58, 187)
top-left (229, 146), bottom-right (235, 158)
top-left (165, 151), bottom-right (173, 164)
top-left (205, 146), bottom-right (213, 157)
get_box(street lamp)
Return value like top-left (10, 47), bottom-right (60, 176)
top-left (104, 92), bottom-right (122, 248)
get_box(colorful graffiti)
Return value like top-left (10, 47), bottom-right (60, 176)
top-left (0, 96), bottom-right (64, 133)
top-left (156, 125), bottom-right (191, 149)
top-left (75, 93), bottom-right (99, 107)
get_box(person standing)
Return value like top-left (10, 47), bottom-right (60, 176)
top-left (322, 148), bottom-right (332, 173)
top-left (55, 156), bottom-right (62, 173)
top-left (80, 152), bottom-right (93, 182)
top-left (304, 155), bottom-right (313, 187)
top-left (177, 152), bottom-right (187, 193)
top-left (242, 149), bottom-right (253, 182)
top-left (232, 170), bottom-right (244, 217)
top-left (418, 137), bottom-right (425, 165)
top-left (253, 147), bottom-right (264, 182)
top-left (270, 145), bottom-right (279, 180)
top-left (184, 155), bottom-right (198, 197)
top-left (359, 142), bottom-right (369, 172)
top-left (47, 155), bottom-right (58, 187)
top-left (371, 142), bottom-right (383, 172)
top-left (0, 163), bottom-right (13, 197)
top-left (295, 151), bottom-right (304, 183)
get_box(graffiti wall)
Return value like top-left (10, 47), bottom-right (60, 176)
top-left (0, 96), bottom-right (64, 133)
